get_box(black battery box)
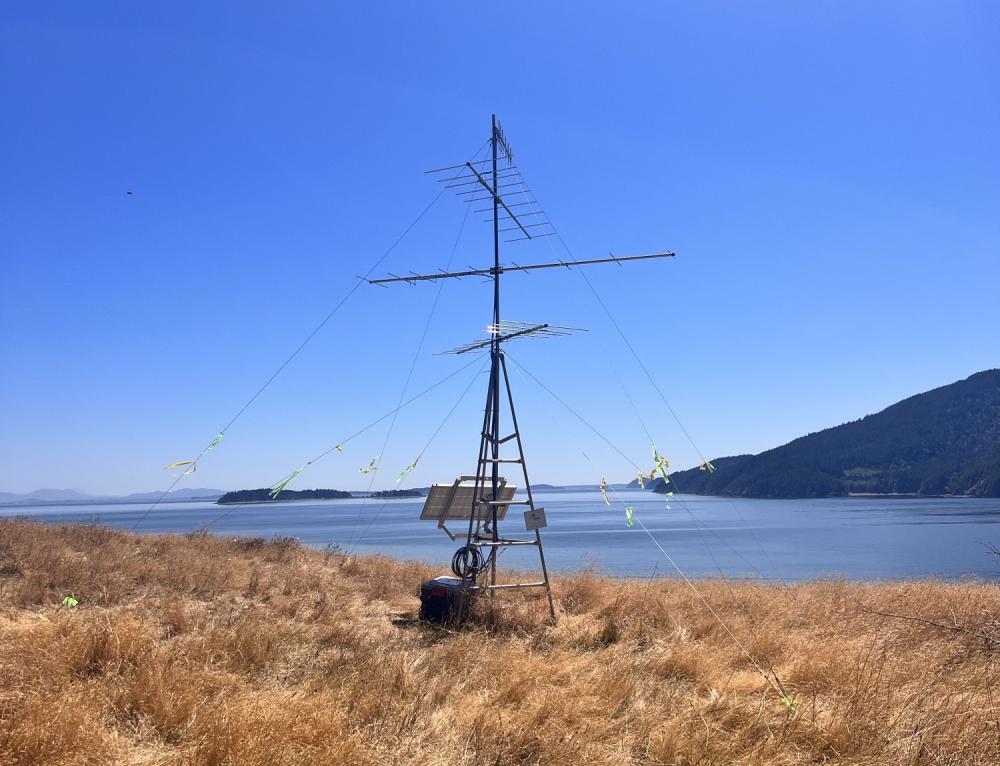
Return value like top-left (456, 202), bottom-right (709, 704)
top-left (419, 576), bottom-right (473, 624)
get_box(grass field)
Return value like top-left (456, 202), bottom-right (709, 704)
top-left (2, 518), bottom-right (1000, 765)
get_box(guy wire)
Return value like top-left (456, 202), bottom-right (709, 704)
top-left (343, 202), bottom-right (473, 550)
top-left (133, 139), bottom-right (490, 532)
top-left (199, 352), bottom-right (487, 531)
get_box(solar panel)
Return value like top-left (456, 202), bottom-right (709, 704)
top-left (420, 478), bottom-right (516, 522)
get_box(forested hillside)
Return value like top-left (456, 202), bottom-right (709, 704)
top-left (649, 370), bottom-right (1000, 498)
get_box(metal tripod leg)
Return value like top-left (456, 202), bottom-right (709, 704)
top-left (499, 353), bottom-right (557, 623)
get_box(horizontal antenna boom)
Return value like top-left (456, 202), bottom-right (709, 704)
top-left (368, 252), bottom-right (675, 285)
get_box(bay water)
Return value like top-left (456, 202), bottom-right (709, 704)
top-left (6, 490), bottom-right (1000, 582)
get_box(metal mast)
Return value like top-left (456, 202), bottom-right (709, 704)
top-left (373, 116), bottom-right (675, 623)
top-left (489, 114), bottom-right (502, 588)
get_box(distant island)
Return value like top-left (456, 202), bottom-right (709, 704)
top-left (636, 369), bottom-right (1000, 499)
top-left (216, 488), bottom-right (352, 504)
top-left (367, 488), bottom-right (423, 498)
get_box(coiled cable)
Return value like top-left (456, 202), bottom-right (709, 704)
top-left (451, 545), bottom-right (490, 579)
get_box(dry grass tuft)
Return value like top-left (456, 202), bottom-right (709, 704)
top-left (1, 518), bottom-right (1000, 764)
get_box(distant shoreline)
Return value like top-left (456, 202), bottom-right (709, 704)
top-left (1, 489), bottom-right (988, 510)
top-left (212, 498), bottom-right (357, 506)
top-left (0, 496), bottom-right (220, 509)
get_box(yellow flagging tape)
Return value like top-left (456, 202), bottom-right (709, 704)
top-left (359, 455), bottom-right (380, 474)
top-left (164, 432), bottom-right (224, 474)
top-left (599, 477), bottom-right (611, 506)
top-left (700, 460), bottom-right (717, 472)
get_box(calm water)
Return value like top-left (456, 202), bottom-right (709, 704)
top-left (5, 490), bottom-right (1000, 582)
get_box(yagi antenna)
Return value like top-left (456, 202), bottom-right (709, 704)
top-left (373, 115), bottom-right (676, 625)
top-left (439, 321), bottom-right (588, 355)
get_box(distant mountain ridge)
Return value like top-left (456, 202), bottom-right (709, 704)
top-left (645, 370), bottom-right (1000, 499)
top-left (0, 488), bottom-right (224, 506)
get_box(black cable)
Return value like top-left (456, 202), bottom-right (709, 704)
top-left (451, 545), bottom-right (490, 579)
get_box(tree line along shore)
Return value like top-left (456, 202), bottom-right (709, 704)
top-left (215, 487), bottom-right (422, 503)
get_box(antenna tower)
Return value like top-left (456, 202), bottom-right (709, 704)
top-left (372, 115), bottom-right (673, 622)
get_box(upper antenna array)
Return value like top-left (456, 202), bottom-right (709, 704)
top-left (425, 119), bottom-right (548, 243)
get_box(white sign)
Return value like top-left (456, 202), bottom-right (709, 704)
top-left (523, 507), bottom-right (547, 531)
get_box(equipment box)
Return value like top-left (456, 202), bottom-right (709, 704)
top-left (419, 576), bottom-right (472, 624)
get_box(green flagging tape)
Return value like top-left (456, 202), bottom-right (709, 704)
top-left (651, 444), bottom-right (670, 481)
top-left (270, 466), bottom-right (305, 498)
top-left (62, 595), bottom-right (78, 608)
top-left (625, 505), bottom-right (634, 528)
top-left (396, 456), bottom-right (420, 484)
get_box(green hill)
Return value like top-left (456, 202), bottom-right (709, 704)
top-left (650, 370), bottom-right (1000, 499)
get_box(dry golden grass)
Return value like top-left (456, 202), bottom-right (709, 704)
top-left (2, 518), bottom-right (1000, 765)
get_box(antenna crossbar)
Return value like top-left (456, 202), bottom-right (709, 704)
top-left (423, 157), bottom-right (497, 174)
top-left (442, 171), bottom-right (520, 188)
top-left (473, 200), bottom-right (538, 213)
top-left (463, 190), bottom-right (534, 203)
top-left (368, 252), bottom-right (675, 285)
top-left (454, 181), bottom-right (528, 196)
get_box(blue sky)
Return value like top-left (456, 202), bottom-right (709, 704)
top-left (2, 2), bottom-right (998, 495)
